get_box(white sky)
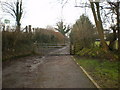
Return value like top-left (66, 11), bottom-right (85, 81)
top-left (0, 0), bottom-right (95, 28)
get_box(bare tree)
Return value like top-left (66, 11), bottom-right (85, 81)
top-left (75, 0), bottom-right (110, 51)
top-left (108, 0), bottom-right (120, 53)
top-left (2, 0), bottom-right (23, 32)
top-left (89, 1), bottom-right (109, 51)
top-left (101, 1), bottom-right (120, 52)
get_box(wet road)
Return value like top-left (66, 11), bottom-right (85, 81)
top-left (2, 45), bottom-right (96, 88)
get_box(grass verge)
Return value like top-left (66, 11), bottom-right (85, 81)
top-left (74, 56), bottom-right (120, 88)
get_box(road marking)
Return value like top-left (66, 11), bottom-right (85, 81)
top-left (71, 56), bottom-right (101, 89)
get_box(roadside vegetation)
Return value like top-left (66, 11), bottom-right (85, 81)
top-left (1, 0), bottom-right (120, 88)
top-left (2, 28), bottom-right (64, 61)
top-left (70, 1), bottom-right (120, 88)
top-left (74, 57), bottom-right (120, 88)
top-left (70, 14), bottom-right (119, 60)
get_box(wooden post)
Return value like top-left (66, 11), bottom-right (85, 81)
top-left (70, 44), bottom-right (75, 55)
top-left (6, 26), bottom-right (10, 31)
top-left (29, 25), bottom-right (31, 32)
top-left (33, 28), bottom-right (35, 33)
top-left (25, 26), bottom-right (28, 33)
top-left (2, 25), bottom-right (5, 32)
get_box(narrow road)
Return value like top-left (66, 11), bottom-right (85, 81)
top-left (2, 45), bottom-right (96, 88)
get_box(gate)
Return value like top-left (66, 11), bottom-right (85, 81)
top-left (34, 43), bottom-right (70, 56)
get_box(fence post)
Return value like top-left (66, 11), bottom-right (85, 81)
top-left (33, 28), bottom-right (35, 33)
top-left (25, 26), bottom-right (28, 33)
top-left (70, 43), bottom-right (75, 55)
top-left (29, 25), bottom-right (32, 32)
top-left (2, 25), bottom-right (5, 31)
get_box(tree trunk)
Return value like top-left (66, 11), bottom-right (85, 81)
top-left (109, 29), bottom-right (117, 50)
top-left (16, 25), bottom-right (20, 32)
top-left (117, 2), bottom-right (120, 60)
top-left (29, 25), bottom-right (32, 32)
top-left (16, 19), bottom-right (21, 32)
top-left (25, 26), bottom-right (28, 33)
top-left (90, 2), bottom-right (109, 52)
top-left (117, 2), bottom-right (120, 51)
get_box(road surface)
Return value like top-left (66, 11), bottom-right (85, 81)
top-left (2, 45), bottom-right (96, 88)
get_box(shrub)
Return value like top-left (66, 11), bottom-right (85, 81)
top-left (76, 47), bottom-right (118, 60)
top-left (2, 31), bottom-right (34, 60)
top-left (2, 28), bottom-right (65, 60)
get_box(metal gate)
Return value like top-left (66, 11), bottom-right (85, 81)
top-left (34, 43), bottom-right (70, 56)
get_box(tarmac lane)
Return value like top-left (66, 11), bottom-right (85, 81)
top-left (2, 45), bottom-right (96, 88)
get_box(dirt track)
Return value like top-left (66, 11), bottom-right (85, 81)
top-left (2, 46), bottom-right (96, 88)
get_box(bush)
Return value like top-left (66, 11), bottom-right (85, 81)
top-left (2, 31), bottom-right (34, 60)
top-left (76, 47), bottom-right (118, 60)
top-left (34, 28), bottom-right (64, 44)
top-left (2, 28), bottom-right (65, 60)
top-left (70, 15), bottom-right (96, 49)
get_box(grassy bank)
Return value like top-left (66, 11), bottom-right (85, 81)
top-left (74, 56), bottom-right (120, 88)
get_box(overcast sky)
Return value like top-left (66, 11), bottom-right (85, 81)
top-left (0, 0), bottom-right (95, 28)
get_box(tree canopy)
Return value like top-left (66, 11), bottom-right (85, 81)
top-left (70, 14), bottom-right (96, 50)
